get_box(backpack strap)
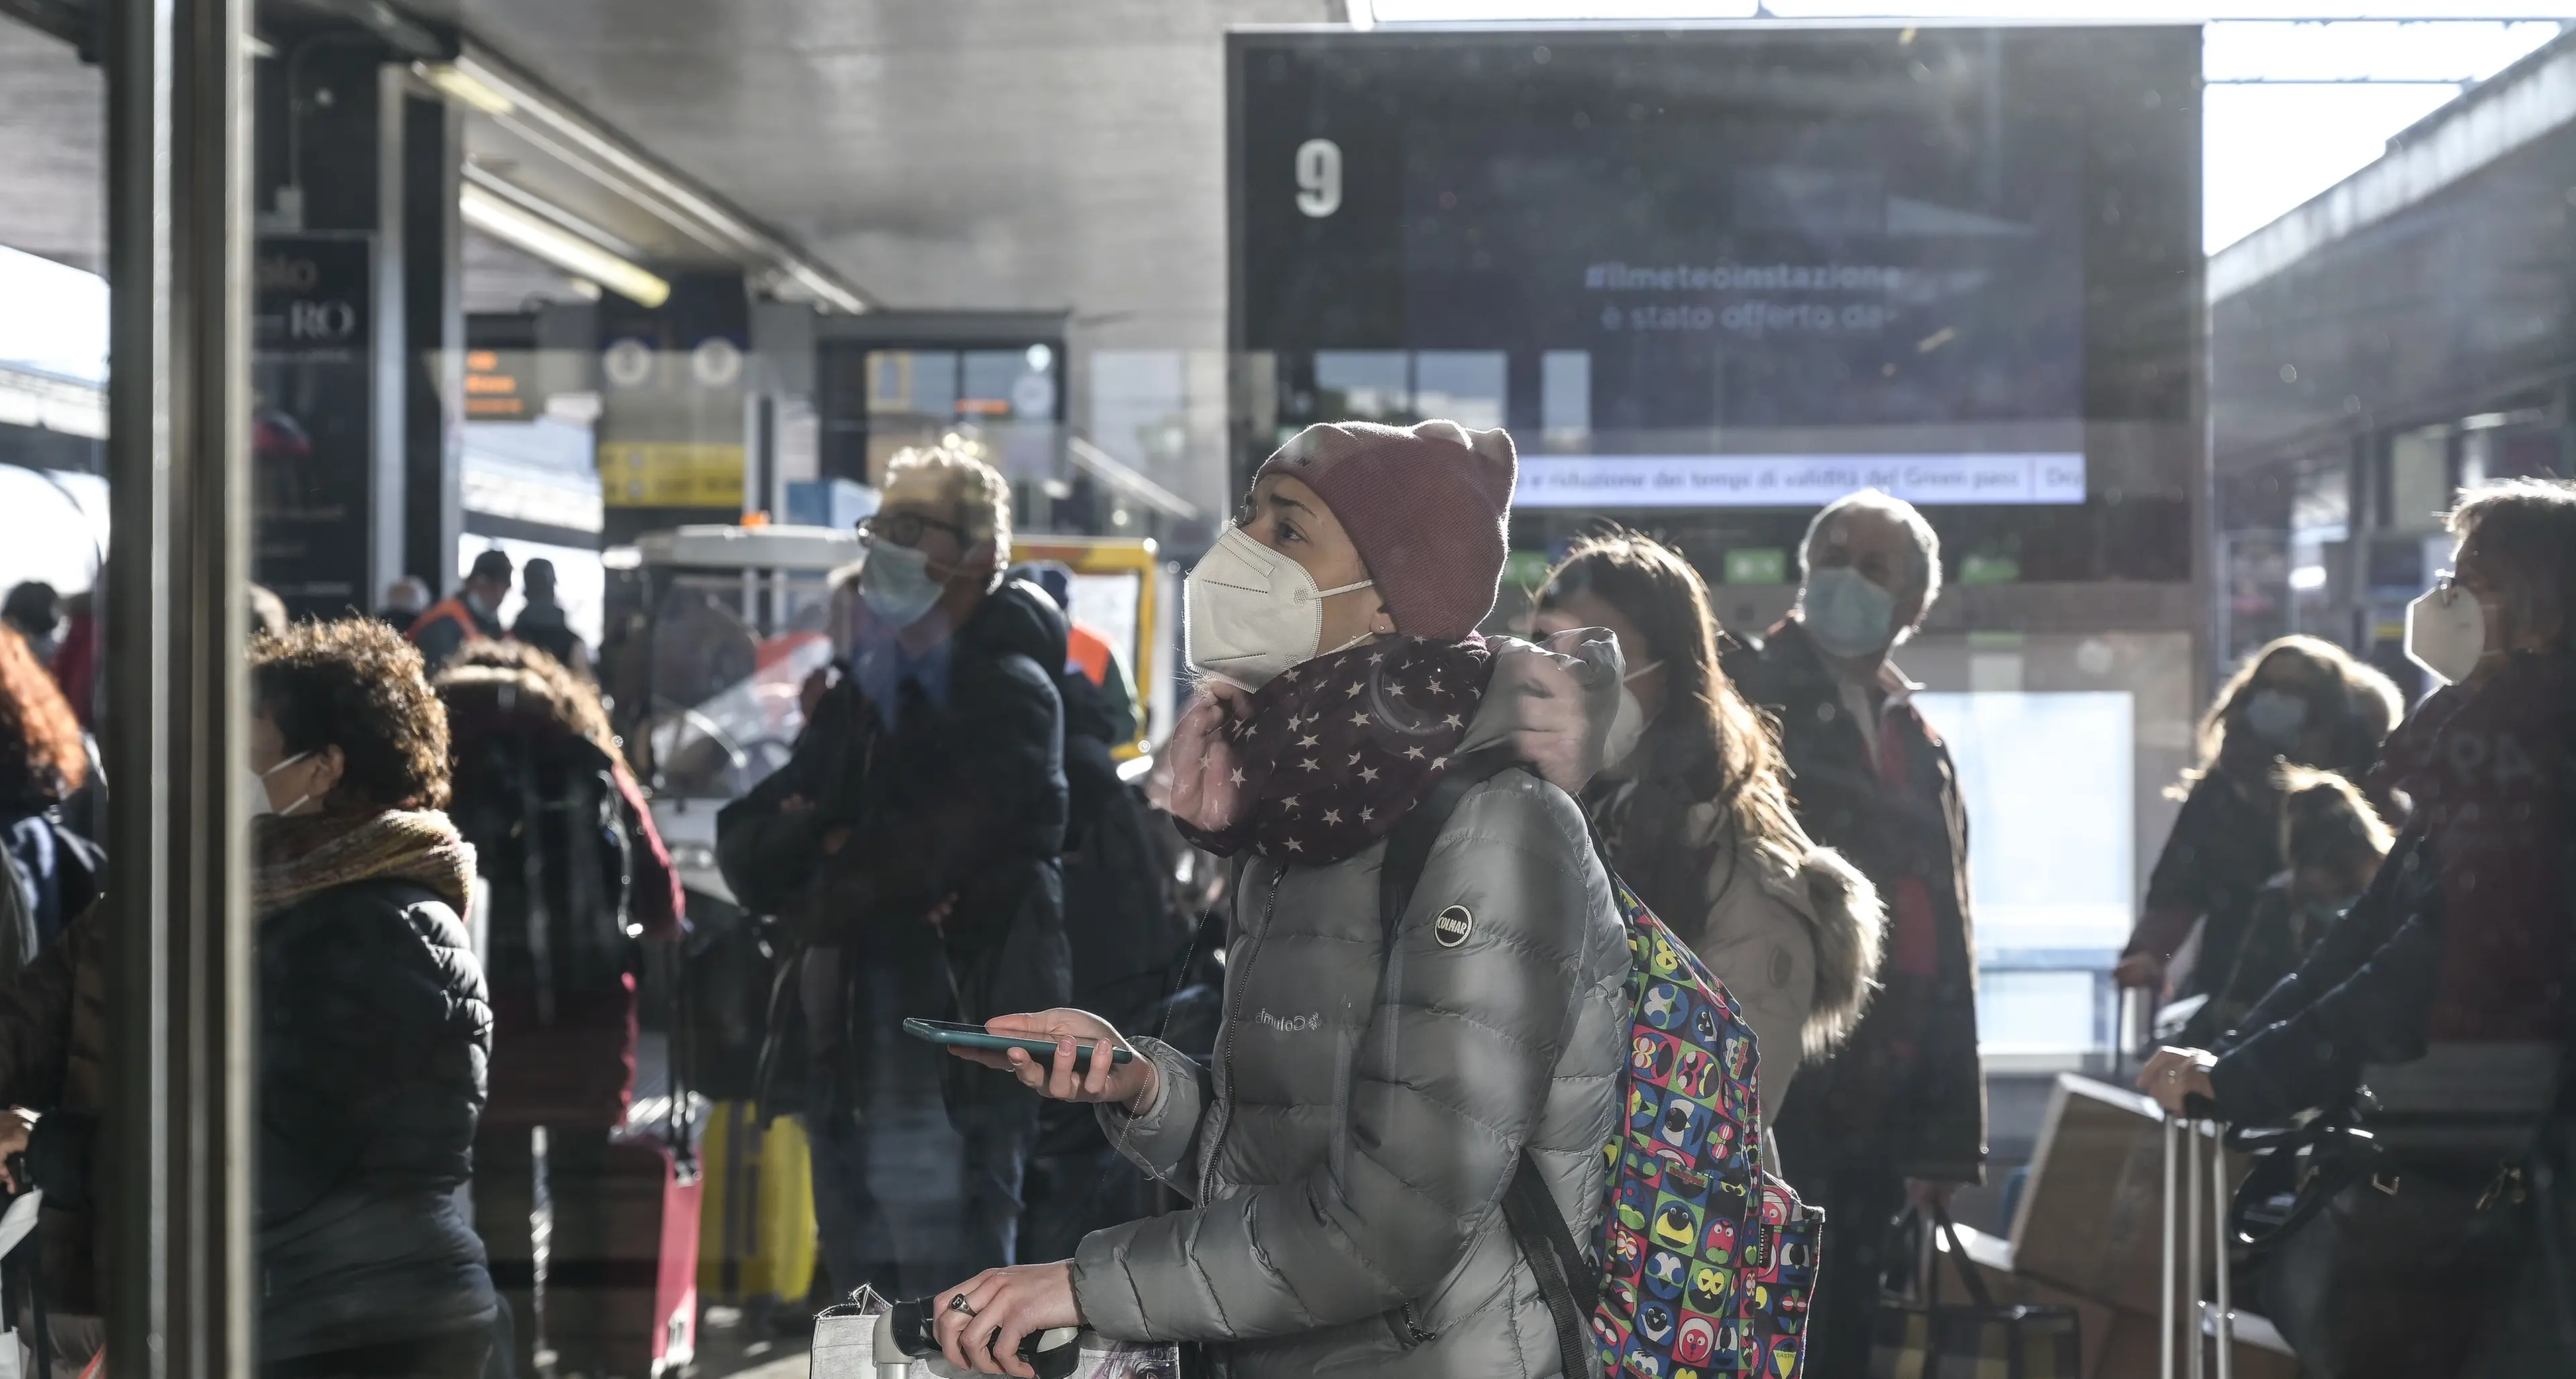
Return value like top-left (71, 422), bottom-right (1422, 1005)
top-left (1377, 747), bottom-right (1517, 939)
top-left (1379, 747), bottom-right (1599, 1379)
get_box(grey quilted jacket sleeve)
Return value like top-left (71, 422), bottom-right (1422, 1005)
top-left (1072, 774), bottom-right (1607, 1341)
top-left (1094, 1037), bottom-right (1213, 1188)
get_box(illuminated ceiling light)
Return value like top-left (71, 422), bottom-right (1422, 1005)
top-left (460, 184), bottom-right (669, 307)
top-left (451, 45), bottom-right (869, 314)
top-left (414, 62), bottom-right (517, 116)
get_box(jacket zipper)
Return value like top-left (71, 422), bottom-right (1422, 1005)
top-left (1197, 862), bottom-right (1286, 1198)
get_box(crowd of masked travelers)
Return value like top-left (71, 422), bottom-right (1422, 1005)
top-left (2137, 479), bottom-right (2576, 1379)
top-left (734, 436), bottom-right (2576, 1379)
top-left (0, 550), bottom-right (684, 1378)
top-left (714, 426), bottom-right (1999, 1379)
top-left (0, 446), bottom-right (2560, 1379)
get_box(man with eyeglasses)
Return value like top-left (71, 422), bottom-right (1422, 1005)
top-left (724, 443), bottom-right (1073, 1302)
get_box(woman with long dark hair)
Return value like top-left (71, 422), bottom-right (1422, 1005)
top-left (1532, 531), bottom-right (1883, 1111)
top-left (2116, 635), bottom-right (2401, 1003)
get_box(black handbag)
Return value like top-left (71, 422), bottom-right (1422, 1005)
top-left (2226, 1105), bottom-right (2534, 1379)
top-left (1868, 1208), bottom-right (2081, 1379)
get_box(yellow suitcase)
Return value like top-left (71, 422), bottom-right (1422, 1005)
top-left (697, 1099), bottom-right (820, 1308)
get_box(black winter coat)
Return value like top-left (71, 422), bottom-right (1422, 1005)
top-left (1728, 619), bottom-right (1986, 1182)
top-left (747, 580), bottom-right (1073, 1101)
top-left (258, 878), bottom-right (496, 1359)
top-left (1056, 667), bottom-right (1189, 1031)
top-left (2210, 656), bottom-right (2575, 1127)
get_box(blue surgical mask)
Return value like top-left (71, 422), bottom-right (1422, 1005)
top-left (2243, 689), bottom-right (2308, 746)
top-left (859, 542), bottom-right (945, 627)
top-left (1801, 566), bottom-right (1898, 660)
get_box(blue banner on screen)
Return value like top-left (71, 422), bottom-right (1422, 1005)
top-left (1518, 452), bottom-right (2087, 509)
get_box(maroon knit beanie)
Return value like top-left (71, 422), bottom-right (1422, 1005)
top-left (1253, 419), bottom-right (1517, 641)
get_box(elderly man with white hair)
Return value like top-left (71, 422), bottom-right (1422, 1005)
top-left (1723, 487), bottom-right (1985, 1379)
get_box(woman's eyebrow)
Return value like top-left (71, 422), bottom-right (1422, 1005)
top-left (1268, 493), bottom-right (1316, 518)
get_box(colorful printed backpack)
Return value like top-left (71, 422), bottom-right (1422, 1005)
top-left (1385, 754), bottom-right (1823, 1379)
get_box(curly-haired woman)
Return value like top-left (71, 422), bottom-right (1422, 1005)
top-left (0, 617), bottom-right (495, 1378)
top-left (248, 617), bottom-right (496, 1377)
top-left (0, 621), bottom-right (99, 978)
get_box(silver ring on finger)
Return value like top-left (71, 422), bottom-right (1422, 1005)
top-left (949, 1292), bottom-right (978, 1318)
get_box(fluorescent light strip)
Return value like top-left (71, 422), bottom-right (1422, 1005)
top-left (414, 62), bottom-right (515, 116)
top-left (460, 183), bottom-right (672, 307)
top-left (453, 48), bottom-right (870, 314)
top-left (477, 112), bottom-right (743, 262)
top-left (461, 162), bottom-right (644, 260)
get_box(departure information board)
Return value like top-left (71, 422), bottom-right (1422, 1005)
top-left (1230, 25), bottom-right (2202, 581)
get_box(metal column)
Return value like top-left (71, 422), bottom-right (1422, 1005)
top-left (104, 0), bottom-right (255, 1374)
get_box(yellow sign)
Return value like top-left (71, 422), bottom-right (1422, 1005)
top-left (598, 442), bottom-right (745, 508)
top-left (1017, 535), bottom-right (1161, 758)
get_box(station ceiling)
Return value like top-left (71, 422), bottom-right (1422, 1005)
top-left (2, 0), bottom-right (1337, 339)
top-left (0, 17), bottom-right (103, 275)
top-left (431, 0), bottom-right (1334, 332)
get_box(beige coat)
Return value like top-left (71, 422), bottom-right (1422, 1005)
top-left (1637, 790), bottom-right (1886, 1115)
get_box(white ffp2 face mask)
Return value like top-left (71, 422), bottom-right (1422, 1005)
top-left (1184, 525), bottom-right (1375, 691)
top-left (2405, 582), bottom-right (2487, 684)
top-left (1599, 660), bottom-right (1665, 770)
top-left (254, 750), bottom-right (315, 819)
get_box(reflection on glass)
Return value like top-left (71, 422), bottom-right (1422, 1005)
top-left (1313, 350), bottom-right (1410, 423)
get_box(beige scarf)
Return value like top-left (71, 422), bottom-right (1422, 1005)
top-left (252, 808), bottom-right (477, 919)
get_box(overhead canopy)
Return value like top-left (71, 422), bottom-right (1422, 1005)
top-left (2212, 28), bottom-right (2576, 470)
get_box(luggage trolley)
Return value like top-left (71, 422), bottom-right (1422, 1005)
top-left (2163, 1103), bottom-right (2235, 1379)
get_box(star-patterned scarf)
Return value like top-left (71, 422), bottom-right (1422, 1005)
top-left (1177, 635), bottom-right (1495, 865)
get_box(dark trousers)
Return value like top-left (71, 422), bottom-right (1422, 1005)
top-left (471, 1124), bottom-right (613, 1379)
top-left (1020, 1141), bottom-right (1157, 1266)
top-left (802, 942), bottom-right (1038, 1303)
top-left (804, 1064), bottom-right (1036, 1303)
top-left (265, 1325), bottom-right (492, 1379)
top-left (1776, 1147), bottom-right (1907, 1379)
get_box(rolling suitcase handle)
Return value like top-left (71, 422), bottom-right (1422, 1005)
top-left (2161, 1099), bottom-right (2232, 1379)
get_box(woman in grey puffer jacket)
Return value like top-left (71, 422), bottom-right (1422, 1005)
top-left (930, 420), bottom-right (1630, 1379)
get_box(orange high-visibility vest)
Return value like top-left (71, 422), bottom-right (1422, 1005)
top-left (1067, 622), bottom-right (1115, 687)
top-left (407, 597), bottom-right (490, 648)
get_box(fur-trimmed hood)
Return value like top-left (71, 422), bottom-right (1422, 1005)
top-left (1758, 839), bottom-right (1884, 1058)
top-left (1682, 809), bottom-right (1888, 1111)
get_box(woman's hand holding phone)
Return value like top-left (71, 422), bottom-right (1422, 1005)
top-left (946, 1009), bottom-right (1158, 1113)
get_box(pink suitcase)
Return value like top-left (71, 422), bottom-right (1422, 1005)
top-left (596, 1139), bottom-right (701, 1378)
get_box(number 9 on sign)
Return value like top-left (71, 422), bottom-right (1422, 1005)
top-left (1295, 138), bottom-right (1342, 218)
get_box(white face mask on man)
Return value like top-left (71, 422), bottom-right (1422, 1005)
top-left (1183, 525), bottom-right (1376, 691)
